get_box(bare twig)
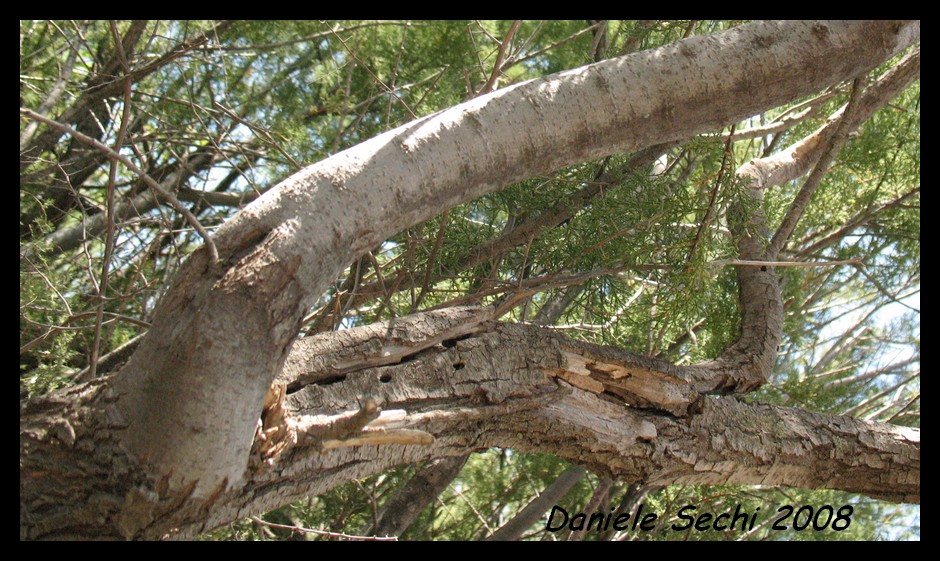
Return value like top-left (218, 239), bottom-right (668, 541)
top-left (711, 258), bottom-right (862, 268)
top-left (769, 89), bottom-right (840, 124)
top-left (509, 23), bottom-right (601, 69)
top-left (851, 263), bottom-right (921, 313)
top-left (795, 185), bottom-right (920, 259)
top-left (205, 21), bottom-right (420, 52)
top-left (212, 100), bottom-right (301, 170)
top-left (19, 43), bottom-right (78, 151)
top-left (414, 209), bottom-right (449, 311)
top-left (767, 77), bottom-right (866, 259)
top-left (248, 516), bottom-right (398, 541)
top-left (327, 27), bottom-right (417, 120)
top-left (687, 123), bottom-right (735, 266)
top-left (20, 108), bottom-right (219, 264)
top-left (706, 104), bottom-right (823, 142)
top-left (19, 311), bottom-right (151, 356)
top-left (89, 21), bottom-right (134, 379)
top-left (21, 255), bottom-right (72, 317)
top-left (21, 21), bottom-right (232, 165)
top-left (476, 20), bottom-right (521, 96)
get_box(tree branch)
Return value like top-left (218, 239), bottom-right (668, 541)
top-left (486, 465), bottom-right (585, 540)
top-left (20, 109), bottom-right (219, 263)
top-left (766, 77), bottom-right (866, 259)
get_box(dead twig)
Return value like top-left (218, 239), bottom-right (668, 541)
top-left (20, 108), bottom-right (219, 264)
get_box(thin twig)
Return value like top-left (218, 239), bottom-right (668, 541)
top-left (248, 516), bottom-right (398, 541)
top-left (711, 258), bottom-right (862, 268)
top-left (476, 20), bottom-right (521, 96)
top-left (414, 209), bottom-right (449, 311)
top-left (366, 250), bottom-right (399, 319)
top-left (795, 185), bottom-right (920, 259)
top-left (767, 77), bottom-right (867, 259)
top-left (687, 123), bottom-right (735, 266)
top-left (385, 24), bottom-right (409, 128)
top-left (769, 89), bottom-right (840, 124)
top-left (707, 105), bottom-right (822, 142)
top-left (212, 100), bottom-right (301, 170)
top-left (21, 255), bottom-right (72, 317)
top-left (851, 262), bottom-right (921, 313)
top-left (90, 21), bottom-right (134, 379)
top-left (19, 311), bottom-right (151, 356)
top-left (449, 483), bottom-right (493, 535)
top-left (203, 21), bottom-right (421, 52)
top-left (20, 108), bottom-right (219, 264)
top-left (19, 42), bottom-right (78, 152)
top-left (327, 27), bottom-right (417, 120)
top-left (466, 23), bottom-right (488, 83)
top-left (509, 23), bottom-right (600, 70)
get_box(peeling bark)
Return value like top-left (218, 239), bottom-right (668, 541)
top-left (21, 305), bottom-right (920, 539)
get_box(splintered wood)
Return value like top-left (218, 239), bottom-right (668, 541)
top-left (550, 351), bottom-right (697, 416)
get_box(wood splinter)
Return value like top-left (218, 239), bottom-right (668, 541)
top-left (290, 399), bottom-right (434, 448)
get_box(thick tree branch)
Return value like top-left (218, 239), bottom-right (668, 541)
top-left (21, 304), bottom-right (919, 539)
top-left (109, 18), bottom-right (923, 499)
top-left (736, 46), bottom-right (919, 199)
top-left (767, 77), bottom-right (867, 259)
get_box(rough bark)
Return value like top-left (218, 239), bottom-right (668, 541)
top-left (21, 307), bottom-right (920, 539)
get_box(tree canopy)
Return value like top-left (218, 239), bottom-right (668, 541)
top-left (21, 20), bottom-right (919, 540)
